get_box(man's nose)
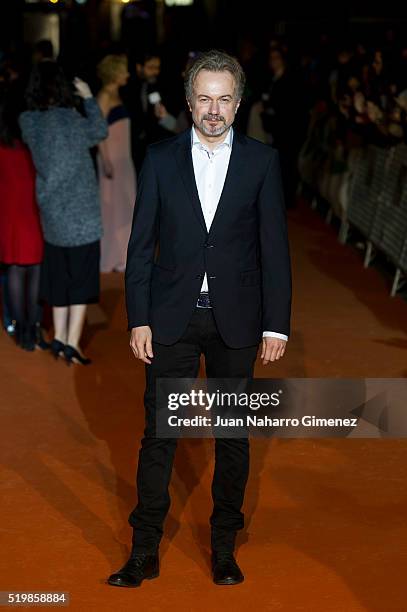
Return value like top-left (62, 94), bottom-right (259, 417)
top-left (208, 100), bottom-right (220, 114)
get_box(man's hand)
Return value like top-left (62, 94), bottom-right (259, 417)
top-left (130, 326), bottom-right (154, 364)
top-left (260, 337), bottom-right (286, 365)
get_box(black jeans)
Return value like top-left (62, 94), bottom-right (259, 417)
top-left (128, 307), bottom-right (259, 553)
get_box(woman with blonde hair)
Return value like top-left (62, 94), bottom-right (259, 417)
top-left (96, 54), bottom-right (137, 273)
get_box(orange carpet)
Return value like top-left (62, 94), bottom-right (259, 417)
top-left (1, 201), bottom-right (407, 611)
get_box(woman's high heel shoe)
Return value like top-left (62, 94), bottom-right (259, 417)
top-left (63, 344), bottom-right (91, 366)
top-left (50, 339), bottom-right (65, 360)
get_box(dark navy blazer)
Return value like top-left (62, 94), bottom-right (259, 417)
top-left (125, 128), bottom-right (292, 348)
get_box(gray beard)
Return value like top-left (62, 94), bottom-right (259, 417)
top-left (197, 118), bottom-right (232, 137)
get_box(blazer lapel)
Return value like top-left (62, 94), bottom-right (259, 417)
top-left (175, 131), bottom-right (208, 235)
top-left (208, 130), bottom-right (247, 237)
top-left (174, 128), bottom-right (247, 237)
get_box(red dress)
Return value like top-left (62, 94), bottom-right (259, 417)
top-left (0, 140), bottom-right (44, 265)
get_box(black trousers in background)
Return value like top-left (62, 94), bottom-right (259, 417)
top-left (128, 307), bottom-right (259, 553)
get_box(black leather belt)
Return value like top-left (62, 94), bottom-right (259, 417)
top-left (196, 292), bottom-right (212, 308)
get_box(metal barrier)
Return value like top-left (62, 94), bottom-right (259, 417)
top-left (347, 145), bottom-right (389, 252)
top-left (298, 119), bottom-right (407, 296)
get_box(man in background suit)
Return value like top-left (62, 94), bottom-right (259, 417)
top-left (108, 49), bottom-right (292, 588)
top-left (122, 50), bottom-right (178, 172)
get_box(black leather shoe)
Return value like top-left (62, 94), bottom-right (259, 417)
top-left (211, 551), bottom-right (244, 585)
top-left (107, 552), bottom-right (159, 588)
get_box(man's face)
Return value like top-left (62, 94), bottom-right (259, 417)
top-left (269, 50), bottom-right (284, 74)
top-left (188, 70), bottom-right (240, 138)
top-left (137, 57), bottom-right (161, 82)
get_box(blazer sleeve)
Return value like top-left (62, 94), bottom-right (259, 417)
top-left (125, 148), bottom-right (160, 330)
top-left (257, 149), bottom-right (292, 337)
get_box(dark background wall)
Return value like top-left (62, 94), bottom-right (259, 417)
top-left (1, 0), bottom-right (407, 87)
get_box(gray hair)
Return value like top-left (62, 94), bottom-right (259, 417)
top-left (184, 49), bottom-right (246, 102)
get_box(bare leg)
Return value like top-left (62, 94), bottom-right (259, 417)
top-left (67, 304), bottom-right (87, 353)
top-left (53, 306), bottom-right (69, 343)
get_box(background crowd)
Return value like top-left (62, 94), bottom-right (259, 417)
top-left (1, 24), bottom-right (406, 363)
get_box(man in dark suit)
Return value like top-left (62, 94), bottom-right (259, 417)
top-left (122, 50), bottom-right (178, 172)
top-left (108, 50), bottom-right (292, 588)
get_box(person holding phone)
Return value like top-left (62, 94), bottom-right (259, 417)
top-left (19, 62), bottom-right (108, 364)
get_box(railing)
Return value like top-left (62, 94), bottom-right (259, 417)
top-left (298, 116), bottom-right (407, 296)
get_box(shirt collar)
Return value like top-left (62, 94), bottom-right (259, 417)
top-left (191, 125), bottom-right (233, 152)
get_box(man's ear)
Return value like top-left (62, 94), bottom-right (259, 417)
top-left (235, 98), bottom-right (241, 112)
top-left (186, 96), bottom-right (192, 112)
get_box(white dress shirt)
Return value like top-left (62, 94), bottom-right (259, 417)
top-left (190, 126), bottom-right (288, 342)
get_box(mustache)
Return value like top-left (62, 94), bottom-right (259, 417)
top-left (202, 114), bottom-right (226, 122)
